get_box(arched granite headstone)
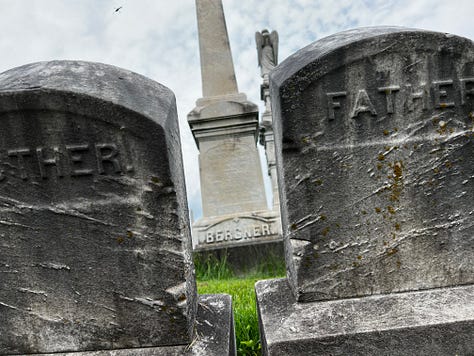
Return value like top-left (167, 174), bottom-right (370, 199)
top-left (256, 27), bottom-right (474, 355)
top-left (272, 27), bottom-right (474, 302)
top-left (0, 61), bottom-right (198, 353)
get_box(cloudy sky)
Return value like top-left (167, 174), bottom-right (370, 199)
top-left (0, 0), bottom-right (473, 220)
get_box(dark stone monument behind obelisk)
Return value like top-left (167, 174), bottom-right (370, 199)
top-left (0, 60), bottom-right (235, 355)
top-left (256, 27), bottom-right (474, 355)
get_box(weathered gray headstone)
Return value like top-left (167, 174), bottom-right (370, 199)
top-left (0, 61), bottom-right (234, 355)
top-left (256, 27), bottom-right (474, 355)
top-left (274, 27), bottom-right (474, 301)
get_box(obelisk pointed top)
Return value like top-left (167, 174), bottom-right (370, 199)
top-left (196, 0), bottom-right (238, 98)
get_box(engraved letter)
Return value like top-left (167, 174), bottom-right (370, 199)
top-left (460, 78), bottom-right (474, 105)
top-left (206, 231), bottom-right (214, 244)
top-left (254, 226), bottom-right (261, 237)
top-left (8, 148), bottom-right (31, 180)
top-left (234, 228), bottom-right (242, 240)
top-left (66, 144), bottom-right (93, 176)
top-left (378, 85), bottom-right (400, 114)
top-left (405, 83), bottom-right (428, 112)
top-left (350, 90), bottom-right (377, 118)
top-left (244, 230), bottom-right (252, 239)
top-left (262, 224), bottom-right (271, 236)
top-left (36, 146), bottom-right (64, 179)
top-left (215, 230), bottom-right (224, 242)
top-left (95, 143), bottom-right (122, 174)
top-left (225, 230), bottom-right (232, 241)
top-left (326, 91), bottom-right (347, 121)
top-left (433, 80), bottom-right (455, 108)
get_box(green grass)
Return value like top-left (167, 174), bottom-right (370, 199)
top-left (195, 254), bottom-right (286, 356)
top-left (194, 253), bottom-right (234, 281)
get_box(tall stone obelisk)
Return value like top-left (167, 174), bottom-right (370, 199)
top-left (189, 0), bottom-right (281, 250)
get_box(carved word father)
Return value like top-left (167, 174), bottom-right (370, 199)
top-left (326, 77), bottom-right (474, 120)
top-left (0, 141), bottom-right (133, 182)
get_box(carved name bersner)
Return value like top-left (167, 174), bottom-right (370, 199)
top-left (195, 216), bottom-right (279, 246)
top-left (204, 224), bottom-right (273, 244)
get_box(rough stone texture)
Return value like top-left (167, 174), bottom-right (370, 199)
top-left (256, 278), bottom-right (474, 356)
top-left (33, 294), bottom-right (235, 356)
top-left (271, 27), bottom-right (474, 302)
top-left (0, 61), bottom-right (196, 354)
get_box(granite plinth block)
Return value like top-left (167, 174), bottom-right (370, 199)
top-left (256, 278), bottom-right (474, 356)
top-left (31, 294), bottom-right (235, 356)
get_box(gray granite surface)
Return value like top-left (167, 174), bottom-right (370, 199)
top-left (256, 278), bottom-right (474, 356)
top-left (271, 27), bottom-right (474, 302)
top-left (26, 294), bottom-right (235, 356)
top-left (0, 61), bottom-right (195, 353)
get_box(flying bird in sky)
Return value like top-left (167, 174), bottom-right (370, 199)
top-left (114, 6), bottom-right (123, 13)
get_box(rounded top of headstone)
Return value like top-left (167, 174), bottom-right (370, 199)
top-left (271, 26), bottom-right (473, 89)
top-left (0, 60), bottom-right (175, 123)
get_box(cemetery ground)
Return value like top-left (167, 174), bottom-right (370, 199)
top-left (195, 254), bottom-right (285, 356)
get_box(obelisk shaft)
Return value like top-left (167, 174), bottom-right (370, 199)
top-left (196, 0), bottom-right (238, 97)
